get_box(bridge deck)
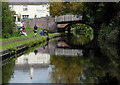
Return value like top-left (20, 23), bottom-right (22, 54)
top-left (55, 15), bottom-right (82, 23)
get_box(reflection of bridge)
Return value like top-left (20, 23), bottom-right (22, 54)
top-left (48, 40), bottom-right (83, 56)
top-left (55, 48), bottom-right (83, 56)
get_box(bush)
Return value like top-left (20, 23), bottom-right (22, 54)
top-left (98, 24), bottom-right (119, 45)
top-left (2, 33), bottom-right (11, 38)
top-left (2, 2), bottom-right (15, 38)
top-left (107, 29), bottom-right (119, 43)
top-left (46, 29), bottom-right (54, 33)
top-left (72, 24), bottom-right (93, 38)
top-left (12, 31), bottom-right (21, 37)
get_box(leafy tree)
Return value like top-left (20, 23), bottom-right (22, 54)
top-left (50, 2), bottom-right (83, 17)
top-left (2, 2), bottom-right (15, 38)
top-left (82, 2), bottom-right (120, 48)
top-left (83, 2), bottom-right (120, 26)
top-left (50, 2), bottom-right (64, 17)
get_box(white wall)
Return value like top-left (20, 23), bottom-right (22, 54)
top-left (9, 4), bottom-right (50, 19)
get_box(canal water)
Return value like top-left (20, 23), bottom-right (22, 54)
top-left (2, 36), bottom-right (120, 84)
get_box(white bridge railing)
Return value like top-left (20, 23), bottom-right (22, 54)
top-left (55, 15), bottom-right (82, 23)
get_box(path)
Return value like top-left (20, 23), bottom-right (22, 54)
top-left (2, 29), bottom-right (40, 45)
top-left (2, 36), bottom-right (36, 45)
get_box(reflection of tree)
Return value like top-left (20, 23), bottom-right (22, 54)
top-left (97, 73), bottom-right (119, 85)
top-left (62, 35), bottom-right (91, 47)
top-left (71, 35), bottom-right (91, 45)
top-left (50, 55), bottom-right (94, 83)
top-left (97, 39), bottom-right (120, 84)
top-left (99, 42), bottom-right (119, 63)
top-left (50, 49), bottom-right (120, 84)
top-left (63, 34), bottom-right (93, 47)
top-left (2, 59), bottom-right (15, 84)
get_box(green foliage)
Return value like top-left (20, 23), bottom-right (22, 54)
top-left (83, 2), bottom-right (120, 26)
top-left (1, 33), bottom-right (60, 50)
top-left (72, 24), bottom-right (93, 39)
top-left (50, 2), bottom-right (83, 17)
top-left (98, 25), bottom-right (120, 64)
top-left (98, 21), bottom-right (120, 46)
top-left (107, 29), bottom-right (119, 42)
top-left (25, 27), bottom-right (33, 30)
top-left (98, 21), bottom-right (120, 64)
top-left (65, 24), bottom-right (94, 46)
top-left (2, 59), bottom-right (15, 83)
top-left (12, 31), bottom-right (21, 37)
top-left (2, 2), bottom-right (15, 38)
top-left (45, 29), bottom-right (54, 33)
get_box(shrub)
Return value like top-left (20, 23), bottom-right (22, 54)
top-left (2, 33), bottom-right (10, 38)
top-left (72, 24), bottom-right (93, 38)
top-left (2, 2), bottom-right (15, 38)
top-left (98, 24), bottom-right (119, 45)
top-left (107, 29), bottom-right (119, 43)
top-left (12, 31), bottom-right (21, 37)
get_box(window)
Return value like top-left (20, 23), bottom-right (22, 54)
top-left (22, 15), bottom-right (29, 19)
top-left (23, 5), bottom-right (28, 11)
top-left (24, 58), bottom-right (28, 64)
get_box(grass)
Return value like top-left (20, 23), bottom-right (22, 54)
top-left (1, 28), bottom-right (54, 42)
top-left (1, 32), bottom-right (34, 42)
top-left (1, 33), bottom-right (60, 50)
top-left (24, 27), bottom-right (34, 30)
top-left (1, 30), bottom-right (35, 42)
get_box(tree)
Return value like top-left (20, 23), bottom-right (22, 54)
top-left (50, 2), bottom-right (83, 17)
top-left (2, 2), bottom-right (15, 38)
top-left (83, 2), bottom-right (120, 26)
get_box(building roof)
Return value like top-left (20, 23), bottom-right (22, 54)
top-left (8, 0), bottom-right (49, 5)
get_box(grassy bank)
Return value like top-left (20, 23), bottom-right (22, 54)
top-left (1, 33), bottom-right (60, 50)
top-left (1, 28), bottom-right (54, 42)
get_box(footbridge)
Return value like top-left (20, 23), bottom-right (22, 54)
top-left (55, 15), bottom-right (83, 24)
top-left (54, 15), bottom-right (84, 32)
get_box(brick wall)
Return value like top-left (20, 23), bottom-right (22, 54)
top-left (24, 17), bottom-right (57, 32)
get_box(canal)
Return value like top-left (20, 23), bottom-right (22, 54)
top-left (2, 35), bottom-right (120, 84)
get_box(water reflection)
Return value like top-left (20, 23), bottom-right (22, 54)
top-left (2, 36), bottom-right (120, 84)
top-left (2, 59), bottom-right (15, 84)
top-left (64, 34), bottom-right (94, 46)
top-left (50, 53), bottom-right (120, 84)
top-left (15, 53), bottom-right (50, 65)
top-left (50, 55), bottom-right (86, 83)
top-left (9, 52), bottom-right (51, 83)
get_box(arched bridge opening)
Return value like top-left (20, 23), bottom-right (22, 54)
top-left (55, 15), bottom-right (97, 49)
